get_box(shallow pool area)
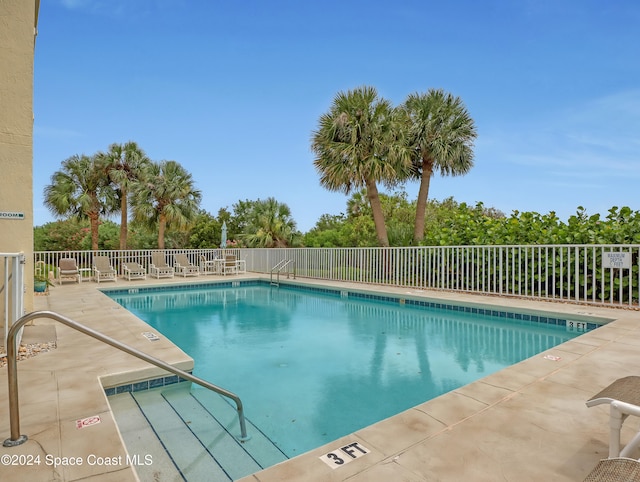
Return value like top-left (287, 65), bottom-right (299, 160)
top-left (107, 281), bottom-right (598, 458)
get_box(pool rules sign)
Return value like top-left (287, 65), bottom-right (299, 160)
top-left (603, 252), bottom-right (631, 269)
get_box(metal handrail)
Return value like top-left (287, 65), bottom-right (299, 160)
top-left (3, 310), bottom-right (249, 447)
top-left (1, 253), bottom-right (25, 354)
top-left (270, 259), bottom-right (296, 286)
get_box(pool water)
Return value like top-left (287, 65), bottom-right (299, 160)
top-left (109, 283), bottom-right (588, 457)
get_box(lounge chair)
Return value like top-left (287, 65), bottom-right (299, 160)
top-left (584, 457), bottom-right (640, 481)
top-left (174, 253), bottom-right (199, 277)
top-left (58, 258), bottom-right (80, 285)
top-left (149, 252), bottom-right (174, 279)
top-left (92, 256), bottom-right (117, 283)
top-left (586, 376), bottom-right (640, 458)
top-left (123, 262), bottom-right (146, 281)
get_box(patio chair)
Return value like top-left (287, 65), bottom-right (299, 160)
top-left (236, 256), bottom-right (246, 274)
top-left (584, 457), bottom-right (640, 481)
top-left (199, 255), bottom-right (219, 275)
top-left (174, 253), bottom-right (200, 277)
top-left (586, 376), bottom-right (640, 458)
top-left (149, 252), bottom-right (175, 279)
top-left (122, 262), bottom-right (146, 281)
top-left (92, 256), bottom-right (117, 283)
top-left (222, 254), bottom-right (238, 276)
top-left (58, 258), bottom-right (80, 285)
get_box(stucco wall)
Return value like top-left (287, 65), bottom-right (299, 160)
top-left (0, 0), bottom-right (38, 313)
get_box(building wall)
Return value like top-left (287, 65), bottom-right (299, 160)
top-left (0, 0), bottom-right (39, 313)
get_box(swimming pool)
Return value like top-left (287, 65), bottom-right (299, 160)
top-left (107, 281), bottom-right (598, 457)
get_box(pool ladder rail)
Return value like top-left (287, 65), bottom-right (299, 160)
top-left (3, 310), bottom-right (250, 448)
top-left (270, 259), bottom-right (296, 287)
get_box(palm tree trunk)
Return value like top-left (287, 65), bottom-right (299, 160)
top-left (119, 187), bottom-right (128, 250)
top-left (158, 213), bottom-right (166, 249)
top-left (413, 157), bottom-right (434, 244)
top-left (365, 177), bottom-right (389, 247)
top-left (89, 212), bottom-right (100, 250)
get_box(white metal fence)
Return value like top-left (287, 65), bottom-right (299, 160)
top-left (239, 245), bottom-right (640, 307)
top-left (1, 253), bottom-right (25, 353)
top-left (35, 245), bottom-right (640, 307)
top-left (34, 248), bottom-right (235, 280)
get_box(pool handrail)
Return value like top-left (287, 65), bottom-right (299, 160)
top-left (2, 310), bottom-right (249, 447)
top-left (270, 259), bottom-right (296, 286)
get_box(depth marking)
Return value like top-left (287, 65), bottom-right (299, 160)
top-left (319, 441), bottom-right (370, 469)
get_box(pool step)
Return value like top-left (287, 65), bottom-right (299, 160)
top-left (109, 392), bottom-right (184, 482)
top-left (109, 384), bottom-right (287, 481)
top-left (189, 387), bottom-right (288, 470)
top-left (132, 387), bottom-right (234, 481)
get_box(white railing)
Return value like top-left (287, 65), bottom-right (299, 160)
top-left (35, 245), bottom-right (640, 307)
top-left (1, 253), bottom-right (25, 354)
top-left (238, 245), bottom-right (640, 307)
top-left (33, 248), bottom-right (238, 279)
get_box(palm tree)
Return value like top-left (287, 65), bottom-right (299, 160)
top-left (346, 189), bottom-right (370, 218)
top-left (43, 154), bottom-right (117, 250)
top-left (97, 141), bottom-right (151, 249)
top-left (401, 89), bottom-right (477, 244)
top-left (242, 197), bottom-right (299, 248)
top-left (131, 160), bottom-right (201, 249)
top-left (311, 86), bottom-right (409, 247)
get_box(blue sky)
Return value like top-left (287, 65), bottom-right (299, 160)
top-left (34, 0), bottom-right (640, 232)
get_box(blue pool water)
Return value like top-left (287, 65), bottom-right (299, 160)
top-left (107, 282), bottom-right (594, 457)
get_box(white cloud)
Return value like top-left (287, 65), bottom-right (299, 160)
top-left (483, 88), bottom-right (640, 176)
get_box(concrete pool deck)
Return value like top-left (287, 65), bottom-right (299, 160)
top-left (1, 274), bottom-right (639, 481)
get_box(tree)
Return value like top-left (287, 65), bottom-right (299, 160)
top-left (187, 210), bottom-right (222, 248)
top-left (346, 189), bottom-right (370, 217)
top-left (380, 190), bottom-right (416, 246)
top-left (303, 214), bottom-right (348, 247)
top-left (401, 89), bottom-right (477, 244)
top-left (34, 219), bottom-right (122, 251)
top-left (34, 219), bottom-right (90, 251)
top-left (43, 154), bottom-right (117, 250)
top-left (97, 141), bottom-right (151, 249)
top-left (241, 197), bottom-right (300, 248)
top-left (131, 160), bottom-right (202, 249)
top-left (229, 200), bottom-right (255, 243)
top-left (311, 86), bottom-right (410, 247)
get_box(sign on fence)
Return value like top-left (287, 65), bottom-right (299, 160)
top-left (603, 252), bottom-right (631, 269)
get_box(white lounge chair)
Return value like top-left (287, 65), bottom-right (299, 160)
top-left (123, 262), bottom-right (146, 281)
top-left (174, 253), bottom-right (199, 277)
top-left (92, 256), bottom-right (117, 283)
top-left (586, 376), bottom-right (640, 458)
top-left (149, 252), bottom-right (174, 279)
top-left (58, 258), bottom-right (80, 285)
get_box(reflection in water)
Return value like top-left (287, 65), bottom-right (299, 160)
top-left (109, 285), bottom-right (580, 457)
top-left (114, 286), bottom-right (297, 335)
top-left (308, 301), bottom-right (572, 451)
